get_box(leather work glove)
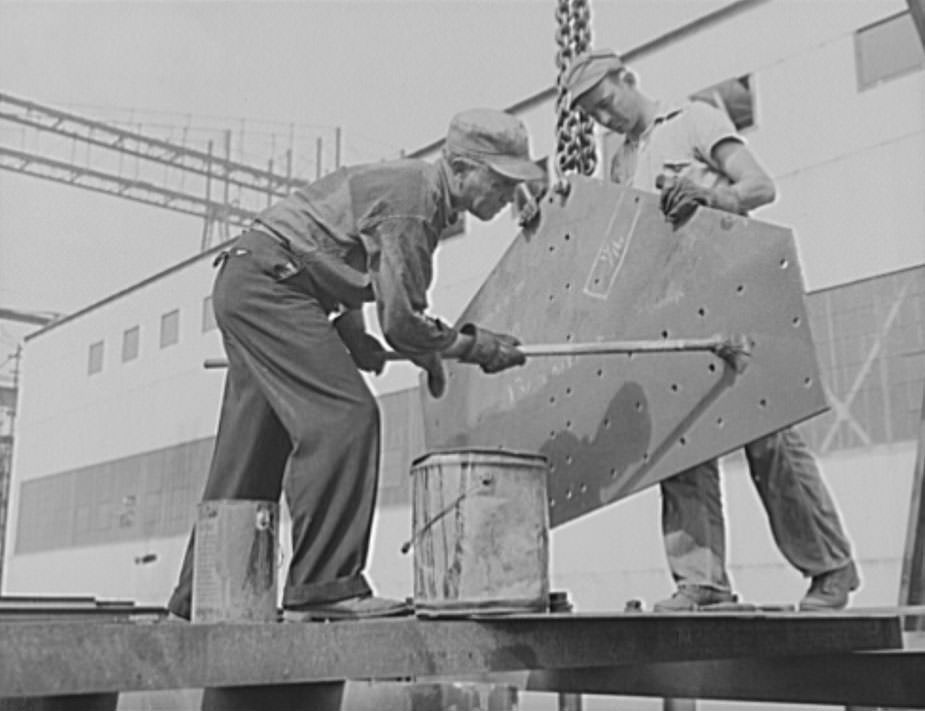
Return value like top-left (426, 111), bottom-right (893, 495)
top-left (458, 324), bottom-right (526, 374)
top-left (657, 174), bottom-right (743, 227)
top-left (515, 183), bottom-right (541, 227)
top-left (408, 352), bottom-right (447, 398)
top-left (657, 174), bottom-right (711, 226)
top-left (515, 179), bottom-right (549, 228)
top-left (333, 315), bottom-right (387, 375)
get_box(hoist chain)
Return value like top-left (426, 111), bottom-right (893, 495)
top-left (554, 0), bottom-right (596, 194)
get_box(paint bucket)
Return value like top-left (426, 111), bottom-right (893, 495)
top-left (192, 499), bottom-right (278, 623)
top-left (411, 449), bottom-right (550, 617)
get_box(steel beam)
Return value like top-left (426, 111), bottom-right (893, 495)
top-left (527, 634), bottom-right (925, 708)
top-left (0, 612), bottom-right (901, 698)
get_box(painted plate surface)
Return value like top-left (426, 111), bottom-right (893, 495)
top-left (423, 176), bottom-right (827, 527)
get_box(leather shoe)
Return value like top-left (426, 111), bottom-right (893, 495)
top-left (653, 585), bottom-right (737, 612)
top-left (799, 561), bottom-right (860, 611)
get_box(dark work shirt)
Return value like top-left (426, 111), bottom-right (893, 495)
top-left (256, 159), bottom-right (459, 355)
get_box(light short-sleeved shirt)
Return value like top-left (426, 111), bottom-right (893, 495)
top-left (609, 100), bottom-right (743, 193)
top-left (255, 159), bottom-right (458, 355)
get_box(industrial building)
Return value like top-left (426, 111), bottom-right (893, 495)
top-left (1, 1), bottom-right (924, 709)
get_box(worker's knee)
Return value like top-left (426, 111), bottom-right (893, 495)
top-left (746, 431), bottom-right (780, 461)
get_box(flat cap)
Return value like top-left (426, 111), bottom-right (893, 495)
top-left (563, 49), bottom-right (624, 107)
top-left (445, 108), bottom-right (545, 182)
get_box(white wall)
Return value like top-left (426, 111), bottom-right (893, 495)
top-left (12, 256), bottom-right (225, 479)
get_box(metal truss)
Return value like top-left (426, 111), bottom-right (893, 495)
top-left (0, 146), bottom-right (253, 226)
top-left (0, 92), bottom-right (305, 247)
top-left (0, 93), bottom-right (299, 196)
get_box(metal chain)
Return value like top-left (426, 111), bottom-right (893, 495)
top-left (554, 0), bottom-right (596, 194)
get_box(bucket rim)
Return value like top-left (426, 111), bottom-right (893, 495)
top-left (411, 447), bottom-right (549, 468)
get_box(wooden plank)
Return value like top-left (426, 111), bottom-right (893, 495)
top-left (0, 612), bottom-right (901, 698)
top-left (423, 177), bottom-right (827, 527)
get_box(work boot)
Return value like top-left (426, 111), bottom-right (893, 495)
top-left (653, 585), bottom-right (737, 612)
top-left (282, 594), bottom-right (412, 622)
top-left (799, 561), bottom-right (860, 611)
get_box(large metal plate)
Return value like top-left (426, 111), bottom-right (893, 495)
top-left (424, 176), bottom-right (827, 527)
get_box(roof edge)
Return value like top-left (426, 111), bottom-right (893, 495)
top-left (406, 0), bottom-right (767, 159)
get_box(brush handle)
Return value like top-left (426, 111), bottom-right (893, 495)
top-left (204, 334), bottom-right (747, 369)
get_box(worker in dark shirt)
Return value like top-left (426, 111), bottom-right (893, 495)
top-left (167, 108), bottom-right (544, 621)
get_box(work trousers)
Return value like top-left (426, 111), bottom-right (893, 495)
top-left (661, 426), bottom-right (853, 591)
top-left (167, 230), bottom-right (379, 619)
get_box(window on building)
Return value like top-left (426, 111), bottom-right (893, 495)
top-left (855, 11), bottom-right (925, 90)
top-left (160, 309), bottom-right (180, 348)
top-left (122, 326), bottom-right (140, 362)
top-left (87, 340), bottom-right (104, 375)
top-left (201, 296), bottom-right (217, 333)
top-left (690, 75), bottom-right (755, 131)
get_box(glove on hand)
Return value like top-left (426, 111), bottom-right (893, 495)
top-left (657, 175), bottom-right (743, 226)
top-left (458, 323), bottom-right (526, 374)
top-left (515, 183), bottom-right (542, 227)
top-left (657, 175), bottom-right (713, 226)
top-left (409, 352), bottom-right (447, 398)
top-left (333, 316), bottom-right (387, 374)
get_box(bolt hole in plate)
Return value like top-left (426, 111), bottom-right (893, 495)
top-left (423, 178), bottom-right (826, 526)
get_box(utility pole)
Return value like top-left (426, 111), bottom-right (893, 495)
top-left (0, 345), bottom-right (22, 590)
top-left (316, 137), bottom-right (323, 179)
top-left (0, 309), bottom-right (58, 588)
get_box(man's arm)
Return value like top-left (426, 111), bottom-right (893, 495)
top-left (710, 138), bottom-right (776, 213)
top-left (659, 137), bottom-right (777, 224)
top-left (362, 215), bottom-right (458, 356)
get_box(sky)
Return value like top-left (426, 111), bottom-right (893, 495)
top-left (0, 0), bottom-right (731, 381)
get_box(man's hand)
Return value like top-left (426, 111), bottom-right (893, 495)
top-left (347, 333), bottom-right (388, 374)
top-left (333, 314), bottom-right (387, 374)
top-left (515, 183), bottom-right (541, 227)
top-left (657, 175), bottom-right (742, 226)
top-left (408, 352), bottom-right (447, 398)
top-left (458, 324), bottom-right (526, 374)
top-left (657, 174), bottom-right (711, 226)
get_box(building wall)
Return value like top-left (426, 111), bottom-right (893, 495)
top-left (3, 1), bottom-right (924, 622)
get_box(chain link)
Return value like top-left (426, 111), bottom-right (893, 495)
top-left (554, 0), bottom-right (596, 194)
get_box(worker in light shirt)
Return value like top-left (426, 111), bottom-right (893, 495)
top-left (565, 49), bottom-right (859, 612)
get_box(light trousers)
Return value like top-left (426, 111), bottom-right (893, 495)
top-left (661, 427), bottom-right (853, 591)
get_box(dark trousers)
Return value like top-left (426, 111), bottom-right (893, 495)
top-left (167, 230), bottom-right (379, 618)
